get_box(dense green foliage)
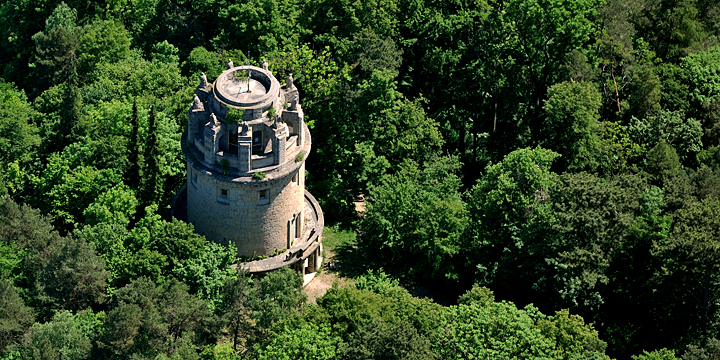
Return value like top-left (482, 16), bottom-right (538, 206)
top-left (2, 0), bottom-right (720, 357)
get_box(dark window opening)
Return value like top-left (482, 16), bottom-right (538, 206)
top-left (229, 130), bottom-right (238, 155)
top-left (252, 130), bottom-right (263, 154)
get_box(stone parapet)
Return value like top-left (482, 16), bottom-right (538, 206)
top-left (182, 121), bottom-right (311, 182)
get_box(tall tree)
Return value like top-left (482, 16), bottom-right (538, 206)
top-left (0, 279), bottom-right (35, 355)
top-left (30, 2), bottom-right (81, 92)
top-left (99, 277), bottom-right (212, 358)
top-left (361, 156), bottom-right (467, 282)
top-left (467, 147), bottom-right (559, 288)
top-left (35, 235), bottom-right (108, 313)
top-left (126, 99), bottom-right (141, 189)
top-left (657, 197), bottom-right (720, 345)
top-left (20, 310), bottom-right (93, 360)
top-left (140, 105), bottom-right (160, 206)
top-left (542, 81), bottom-right (603, 172)
top-left (60, 50), bottom-right (82, 146)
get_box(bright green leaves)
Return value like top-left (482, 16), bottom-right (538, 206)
top-left (30, 153), bottom-right (122, 232)
top-left (681, 46), bottom-right (720, 106)
top-left (83, 184), bottom-right (138, 227)
top-left (268, 44), bottom-right (351, 105)
top-left (435, 298), bottom-right (608, 360)
top-left (543, 81), bottom-right (603, 172)
top-left (469, 147), bottom-right (559, 231)
top-left (182, 47), bottom-right (223, 81)
top-left (361, 157), bottom-right (467, 281)
top-left (254, 323), bottom-right (343, 360)
top-left (466, 147), bottom-right (559, 291)
top-left (434, 301), bottom-right (556, 360)
top-left (173, 242), bottom-right (238, 312)
top-left (218, 0), bottom-right (306, 55)
top-left (77, 20), bottom-right (132, 80)
top-left (0, 82), bottom-right (39, 167)
top-left (21, 310), bottom-right (94, 360)
top-left (629, 110), bottom-right (703, 162)
top-left (632, 349), bottom-right (680, 360)
top-left (537, 309), bottom-right (610, 360)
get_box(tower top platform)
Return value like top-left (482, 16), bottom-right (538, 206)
top-left (213, 65), bottom-right (280, 110)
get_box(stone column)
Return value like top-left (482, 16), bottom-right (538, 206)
top-left (187, 114), bottom-right (196, 145)
top-left (238, 123), bottom-right (252, 172)
top-left (308, 252), bottom-right (316, 273)
top-left (203, 125), bottom-right (220, 167)
top-left (273, 126), bottom-right (287, 166)
top-left (238, 138), bottom-right (251, 172)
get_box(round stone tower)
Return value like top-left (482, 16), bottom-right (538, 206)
top-left (182, 65), bottom-right (323, 277)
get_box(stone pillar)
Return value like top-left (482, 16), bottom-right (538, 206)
top-left (187, 110), bottom-right (197, 145)
top-left (298, 206), bottom-right (304, 238)
top-left (203, 125), bottom-right (220, 167)
top-left (281, 106), bottom-right (304, 145)
top-left (238, 123), bottom-right (251, 172)
top-left (188, 108), bottom-right (209, 146)
top-left (238, 138), bottom-right (251, 172)
top-left (308, 252), bottom-right (316, 273)
top-left (285, 88), bottom-right (299, 109)
top-left (296, 106), bottom-right (304, 145)
top-left (273, 125), bottom-right (287, 166)
top-left (195, 86), bottom-right (210, 102)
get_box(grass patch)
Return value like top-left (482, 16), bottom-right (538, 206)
top-left (322, 226), bottom-right (356, 254)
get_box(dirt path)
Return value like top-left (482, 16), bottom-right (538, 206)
top-left (304, 269), bottom-right (338, 303)
top-left (303, 236), bottom-right (353, 303)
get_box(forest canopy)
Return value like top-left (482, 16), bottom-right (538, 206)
top-left (2, 0), bottom-right (720, 358)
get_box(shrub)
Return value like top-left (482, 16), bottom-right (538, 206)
top-left (225, 107), bottom-right (244, 124)
top-left (220, 159), bottom-right (230, 175)
top-left (268, 107), bottom-right (276, 118)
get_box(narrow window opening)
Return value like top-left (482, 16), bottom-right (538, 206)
top-left (221, 189), bottom-right (228, 197)
top-left (290, 215), bottom-right (297, 243)
top-left (252, 130), bottom-right (263, 154)
top-left (229, 130), bottom-right (238, 155)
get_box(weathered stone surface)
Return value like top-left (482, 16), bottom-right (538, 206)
top-left (187, 163), bottom-right (305, 256)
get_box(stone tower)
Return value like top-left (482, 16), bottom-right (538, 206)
top-left (182, 65), bottom-right (323, 278)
